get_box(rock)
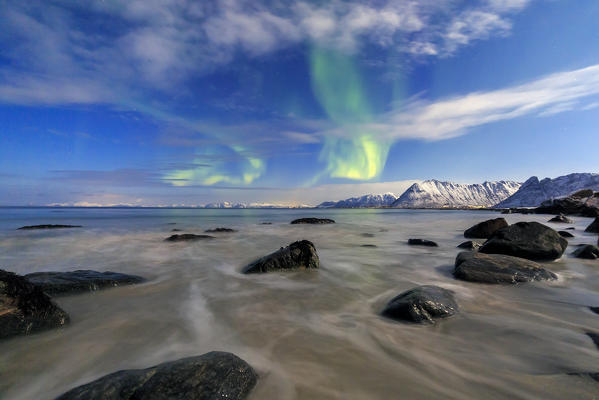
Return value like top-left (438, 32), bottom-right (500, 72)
top-left (171, 229), bottom-right (182, 232)
top-left (259, 222), bottom-right (272, 225)
top-left (290, 218), bottom-right (335, 224)
top-left (568, 372), bottom-right (599, 382)
top-left (558, 231), bottom-right (575, 238)
top-left (381, 285), bottom-right (458, 324)
top-left (165, 234), bottom-right (215, 242)
top-left (479, 222), bottom-right (568, 261)
top-left (464, 218), bottom-right (508, 239)
top-left (548, 214), bottom-right (573, 223)
top-left (55, 351), bottom-right (257, 400)
top-left (0, 269), bottom-right (69, 340)
top-left (242, 240), bottom-right (319, 273)
top-left (457, 241), bottom-right (482, 251)
top-left (590, 306), bottom-right (599, 315)
top-left (585, 218), bottom-right (599, 233)
top-left (407, 239), bottom-right (438, 247)
top-left (24, 270), bottom-right (145, 296)
top-left (360, 244), bottom-right (377, 248)
top-left (566, 227), bottom-right (576, 230)
top-left (536, 190), bottom-right (599, 217)
top-left (360, 233), bottom-right (375, 238)
top-left (572, 245), bottom-right (599, 260)
top-left (17, 224), bottom-right (81, 230)
top-left (501, 209), bottom-right (512, 214)
top-left (204, 228), bottom-right (237, 233)
top-left (454, 251), bottom-right (557, 284)
top-left (587, 332), bottom-right (599, 349)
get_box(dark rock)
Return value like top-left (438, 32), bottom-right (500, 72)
top-left (558, 231), bottom-right (575, 238)
top-left (501, 209), bottom-right (512, 214)
top-left (243, 240), bottom-right (319, 273)
top-left (479, 222), bottom-right (568, 261)
top-left (360, 233), bottom-right (375, 238)
top-left (55, 351), bottom-right (257, 400)
top-left (171, 229), bottom-right (182, 232)
top-left (457, 241), bottom-right (482, 251)
top-left (165, 234), bottom-right (215, 242)
top-left (290, 218), bottom-right (335, 224)
top-left (204, 228), bottom-right (237, 233)
top-left (590, 306), bottom-right (599, 315)
top-left (360, 244), bottom-right (377, 248)
top-left (454, 251), bottom-right (557, 284)
top-left (24, 270), bottom-right (145, 296)
top-left (566, 227), bottom-right (576, 230)
top-left (259, 222), bottom-right (272, 225)
top-left (587, 332), bottom-right (599, 349)
top-left (548, 214), bottom-right (573, 223)
top-left (536, 191), bottom-right (599, 217)
top-left (568, 372), bottom-right (599, 382)
top-left (17, 224), bottom-right (81, 230)
top-left (407, 239), bottom-right (438, 247)
top-left (381, 285), bottom-right (458, 324)
top-left (0, 269), bottom-right (69, 340)
top-left (572, 245), bottom-right (599, 260)
top-left (464, 218), bottom-right (508, 239)
top-left (585, 218), bottom-right (599, 233)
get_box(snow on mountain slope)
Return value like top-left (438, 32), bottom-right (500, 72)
top-left (495, 173), bottom-right (599, 208)
top-left (317, 193), bottom-right (399, 208)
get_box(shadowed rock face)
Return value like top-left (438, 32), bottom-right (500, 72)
top-left (479, 222), bottom-right (568, 261)
top-left (464, 218), bottom-right (508, 239)
top-left (454, 251), bottom-right (557, 284)
top-left (572, 245), bottom-right (599, 260)
top-left (17, 224), bottom-right (81, 230)
top-left (290, 218), bottom-right (335, 224)
top-left (586, 218), bottom-right (599, 233)
top-left (55, 351), bottom-right (258, 400)
top-left (381, 285), bottom-right (458, 324)
top-left (0, 269), bottom-right (69, 340)
top-left (407, 239), bottom-right (438, 247)
top-left (24, 270), bottom-right (145, 296)
top-left (165, 234), bottom-right (215, 242)
top-left (243, 240), bottom-right (319, 273)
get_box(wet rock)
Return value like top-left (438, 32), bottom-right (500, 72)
top-left (55, 351), bottom-right (257, 400)
top-left (585, 218), bottom-right (599, 233)
top-left (0, 269), bottom-right (69, 340)
top-left (587, 332), bottom-right (599, 349)
top-left (457, 241), bottom-right (482, 251)
top-left (536, 191), bottom-right (599, 217)
top-left (572, 245), bottom-right (599, 260)
top-left (568, 372), bottom-right (599, 382)
top-left (566, 227), bottom-right (576, 230)
top-left (407, 239), bottom-right (438, 247)
top-left (381, 285), bottom-right (458, 324)
top-left (479, 222), bottom-right (568, 261)
top-left (171, 229), bottom-right (182, 232)
top-left (24, 270), bottom-right (145, 296)
top-left (260, 222), bottom-right (272, 225)
top-left (243, 240), bottom-right (319, 273)
top-left (589, 306), bottom-right (599, 315)
top-left (549, 214), bottom-right (573, 223)
top-left (360, 244), bottom-right (377, 248)
top-left (454, 251), bottom-right (557, 284)
top-left (558, 231), bottom-right (575, 238)
top-left (204, 228), bottom-right (237, 233)
top-left (464, 218), bottom-right (508, 239)
top-left (290, 217), bottom-right (335, 224)
top-left (17, 224), bottom-right (81, 230)
top-left (165, 234), bottom-right (215, 242)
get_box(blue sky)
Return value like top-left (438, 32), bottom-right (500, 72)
top-left (1, 0), bottom-right (598, 206)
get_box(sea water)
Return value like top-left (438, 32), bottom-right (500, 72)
top-left (1, 207), bottom-right (599, 399)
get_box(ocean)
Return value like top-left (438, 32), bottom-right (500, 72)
top-left (1, 207), bottom-right (599, 399)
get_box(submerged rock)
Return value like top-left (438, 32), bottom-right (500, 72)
top-left (165, 234), bottom-right (215, 242)
top-left (572, 245), bottom-right (599, 260)
top-left (558, 231), bottom-right (575, 238)
top-left (454, 251), bottom-right (557, 284)
top-left (17, 224), bottom-right (81, 230)
top-left (464, 218), bottom-right (508, 239)
top-left (479, 222), bottom-right (568, 261)
top-left (360, 244), bottom-right (377, 248)
top-left (457, 241), bottom-right (482, 251)
top-left (204, 228), bottom-right (237, 233)
top-left (24, 270), bottom-right (145, 296)
top-left (586, 218), bottom-right (599, 233)
top-left (171, 228), bottom-right (182, 232)
top-left (243, 240), bottom-right (319, 273)
top-left (407, 239), bottom-right (438, 247)
top-left (56, 351), bottom-right (257, 400)
top-left (381, 285), bottom-right (458, 324)
top-left (290, 218), bottom-right (335, 224)
top-left (0, 269), bottom-right (69, 340)
top-left (549, 214), bottom-right (573, 223)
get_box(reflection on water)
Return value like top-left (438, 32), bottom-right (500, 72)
top-left (1, 208), bottom-right (599, 399)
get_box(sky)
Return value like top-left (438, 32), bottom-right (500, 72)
top-left (0, 0), bottom-right (598, 206)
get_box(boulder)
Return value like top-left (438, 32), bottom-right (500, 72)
top-left (0, 269), bottom-right (69, 340)
top-left (572, 245), bottom-right (599, 260)
top-left (381, 285), bottom-right (458, 324)
top-left (464, 218), bottom-right (508, 239)
top-left (17, 224), bottom-right (81, 230)
top-left (24, 270), bottom-right (145, 296)
top-left (165, 234), bottom-right (215, 242)
top-left (454, 252), bottom-right (557, 284)
top-left (548, 214), bottom-right (573, 223)
top-left (290, 218), bottom-right (335, 224)
top-left (479, 222), bottom-right (568, 261)
top-left (457, 241), bottom-right (482, 251)
top-left (55, 351), bottom-right (257, 400)
top-left (204, 228), bottom-right (237, 233)
top-left (407, 239), bottom-right (438, 247)
top-left (586, 218), bottom-right (599, 233)
top-left (536, 191), bottom-right (599, 217)
top-left (558, 231), bottom-right (575, 238)
top-left (243, 240), bottom-right (319, 273)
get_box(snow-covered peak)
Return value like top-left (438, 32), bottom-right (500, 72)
top-left (317, 193), bottom-right (399, 208)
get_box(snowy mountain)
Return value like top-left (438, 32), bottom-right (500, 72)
top-left (202, 202), bottom-right (310, 209)
top-left (495, 173), bottom-right (599, 208)
top-left (391, 180), bottom-right (521, 208)
top-left (317, 193), bottom-right (398, 208)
